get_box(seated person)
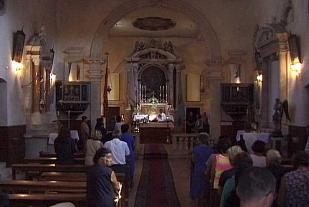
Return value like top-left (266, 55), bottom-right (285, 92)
top-left (157, 109), bottom-right (167, 122)
top-left (87, 148), bottom-right (121, 207)
top-left (54, 127), bottom-right (77, 164)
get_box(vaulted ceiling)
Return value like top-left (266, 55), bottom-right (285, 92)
top-left (109, 7), bottom-right (198, 38)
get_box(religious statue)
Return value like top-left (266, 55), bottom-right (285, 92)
top-left (272, 98), bottom-right (291, 136)
top-left (272, 98), bottom-right (283, 136)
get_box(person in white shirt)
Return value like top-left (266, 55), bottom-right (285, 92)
top-left (157, 109), bottom-right (167, 122)
top-left (104, 129), bottom-right (130, 193)
top-left (113, 116), bottom-right (125, 136)
top-left (104, 129), bottom-right (130, 169)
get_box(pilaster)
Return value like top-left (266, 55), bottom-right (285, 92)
top-left (86, 58), bottom-right (105, 127)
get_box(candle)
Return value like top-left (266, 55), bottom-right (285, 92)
top-left (160, 86), bottom-right (162, 102)
top-left (139, 83), bottom-right (141, 102)
top-left (165, 84), bottom-right (168, 103)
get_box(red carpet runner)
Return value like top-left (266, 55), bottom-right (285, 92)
top-left (134, 144), bottom-right (181, 207)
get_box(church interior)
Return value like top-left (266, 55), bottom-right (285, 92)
top-left (0, 0), bottom-right (309, 207)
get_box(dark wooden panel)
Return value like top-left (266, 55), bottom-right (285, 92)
top-left (287, 125), bottom-right (308, 157)
top-left (0, 125), bottom-right (25, 165)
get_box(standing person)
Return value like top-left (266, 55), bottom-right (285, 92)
top-left (54, 127), bottom-right (76, 164)
top-left (95, 117), bottom-right (107, 140)
top-left (190, 133), bottom-right (213, 207)
top-left (186, 112), bottom-right (196, 133)
top-left (79, 116), bottom-right (90, 151)
top-left (278, 151), bottom-right (309, 207)
top-left (194, 114), bottom-right (203, 133)
top-left (113, 116), bottom-right (125, 136)
top-left (157, 109), bottom-right (167, 122)
top-left (250, 140), bottom-right (266, 167)
top-left (104, 130), bottom-right (130, 175)
top-left (87, 147), bottom-right (121, 207)
top-left (120, 124), bottom-right (136, 187)
top-left (237, 167), bottom-right (276, 207)
top-left (85, 130), bottom-right (104, 166)
top-left (202, 112), bottom-right (210, 134)
top-left (205, 137), bottom-right (232, 207)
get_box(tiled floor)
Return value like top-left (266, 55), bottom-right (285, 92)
top-left (129, 141), bottom-right (195, 207)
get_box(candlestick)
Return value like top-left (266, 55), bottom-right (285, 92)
top-left (159, 86), bottom-right (162, 102)
top-left (165, 83), bottom-right (168, 103)
top-left (139, 83), bottom-right (141, 103)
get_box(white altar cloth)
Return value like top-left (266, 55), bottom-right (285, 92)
top-left (236, 131), bottom-right (271, 153)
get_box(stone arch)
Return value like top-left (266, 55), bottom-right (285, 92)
top-left (0, 78), bottom-right (7, 126)
top-left (90, 0), bottom-right (222, 63)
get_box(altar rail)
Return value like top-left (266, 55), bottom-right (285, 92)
top-left (172, 133), bottom-right (214, 150)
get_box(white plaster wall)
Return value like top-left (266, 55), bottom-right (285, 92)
top-left (0, 0), bottom-right (57, 126)
top-left (253, 0), bottom-right (309, 126)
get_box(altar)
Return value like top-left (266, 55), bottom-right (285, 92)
top-left (139, 122), bottom-right (174, 144)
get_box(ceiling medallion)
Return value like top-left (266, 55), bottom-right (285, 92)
top-left (133, 17), bottom-right (176, 31)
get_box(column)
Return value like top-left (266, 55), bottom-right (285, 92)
top-left (87, 58), bottom-right (104, 128)
top-left (277, 33), bottom-right (289, 133)
top-left (168, 63), bottom-right (174, 105)
top-left (207, 69), bottom-right (222, 140)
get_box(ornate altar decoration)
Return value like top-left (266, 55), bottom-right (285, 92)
top-left (126, 39), bottom-right (182, 136)
top-left (126, 39), bottom-right (182, 118)
top-left (55, 81), bottom-right (90, 118)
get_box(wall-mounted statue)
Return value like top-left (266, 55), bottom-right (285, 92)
top-left (272, 98), bottom-right (291, 136)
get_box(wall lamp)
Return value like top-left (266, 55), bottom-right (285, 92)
top-left (12, 29), bottom-right (25, 71)
top-left (256, 73), bottom-right (263, 82)
top-left (289, 34), bottom-right (302, 76)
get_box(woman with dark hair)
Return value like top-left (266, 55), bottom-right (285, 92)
top-left (95, 117), bottom-right (107, 140)
top-left (87, 148), bottom-right (121, 207)
top-left (190, 133), bottom-right (213, 206)
top-left (54, 127), bottom-right (76, 164)
top-left (278, 151), bottom-right (309, 207)
top-left (250, 140), bottom-right (266, 167)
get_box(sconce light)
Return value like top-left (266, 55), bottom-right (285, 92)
top-left (12, 29), bottom-right (25, 64)
top-left (256, 73), bottom-right (263, 82)
top-left (289, 34), bottom-right (302, 75)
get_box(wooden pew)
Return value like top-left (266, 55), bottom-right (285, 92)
top-left (8, 193), bottom-right (86, 207)
top-left (0, 180), bottom-right (86, 193)
top-left (24, 157), bottom-right (84, 165)
top-left (39, 151), bottom-right (84, 158)
top-left (11, 164), bottom-right (86, 180)
top-left (40, 172), bottom-right (127, 207)
top-left (40, 172), bottom-right (125, 183)
top-left (40, 172), bottom-right (87, 182)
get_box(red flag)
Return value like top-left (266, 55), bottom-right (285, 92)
top-left (103, 53), bottom-right (109, 118)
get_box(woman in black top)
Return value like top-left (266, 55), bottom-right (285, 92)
top-left (54, 127), bottom-right (76, 164)
top-left (87, 148), bottom-right (121, 207)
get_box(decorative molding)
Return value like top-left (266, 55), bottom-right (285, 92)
top-left (132, 17), bottom-right (176, 31)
